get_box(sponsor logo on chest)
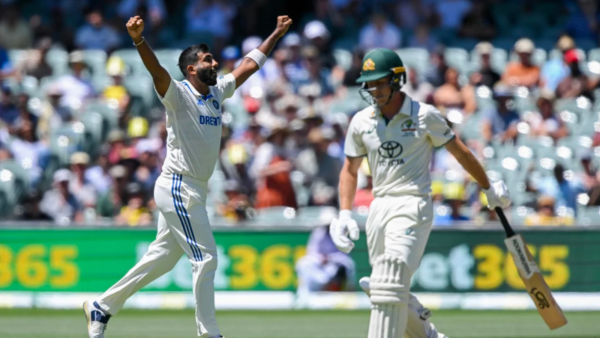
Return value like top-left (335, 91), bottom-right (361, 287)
top-left (377, 141), bottom-right (405, 167)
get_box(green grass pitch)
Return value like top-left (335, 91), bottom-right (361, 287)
top-left (0, 309), bottom-right (598, 338)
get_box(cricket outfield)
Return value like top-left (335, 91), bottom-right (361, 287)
top-left (0, 309), bottom-right (597, 338)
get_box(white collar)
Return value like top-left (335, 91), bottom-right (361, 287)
top-left (182, 80), bottom-right (213, 101)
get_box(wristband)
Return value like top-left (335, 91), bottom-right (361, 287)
top-left (133, 37), bottom-right (145, 47)
top-left (245, 48), bottom-right (267, 69)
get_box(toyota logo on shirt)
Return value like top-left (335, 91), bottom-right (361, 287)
top-left (378, 141), bottom-right (403, 158)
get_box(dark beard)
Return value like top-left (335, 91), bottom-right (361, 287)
top-left (198, 67), bottom-right (217, 86)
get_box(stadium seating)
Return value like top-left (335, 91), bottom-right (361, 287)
top-left (333, 49), bottom-right (352, 72)
top-left (395, 48), bottom-right (429, 76)
top-left (111, 49), bottom-right (146, 76)
top-left (155, 49), bottom-right (184, 81)
top-left (469, 47), bottom-right (508, 74)
top-left (444, 48), bottom-right (470, 74)
top-left (509, 48), bottom-right (547, 67)
top-left (84, 100), bottom-right (119, 141)
top-left (49, 122), bottom-right (86, 166)
top-left (82, 50), bottom-right (108, 78)
top-left (123, 74), bottom-right (157, 111)
top-left (46, 48), bottom-right (69, 76)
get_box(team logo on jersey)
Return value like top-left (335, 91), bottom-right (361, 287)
top-left (213, 100), bottom-right (220, 110)
top-left (378, 141), bottom-right (403, 158)
top-left (400, 118), bottom-right (417, 136)
top-left (363, 58), bottom-right (376, 71)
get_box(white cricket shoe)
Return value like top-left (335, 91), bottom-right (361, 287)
top-left (83, 300), bottom-right (110, 338)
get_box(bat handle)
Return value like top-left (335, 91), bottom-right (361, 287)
top-left (495, 207), bottom-right (516, 237)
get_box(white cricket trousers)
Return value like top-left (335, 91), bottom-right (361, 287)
top-left (96, 173), bottom-right (220, 338)
top-left (367, 194), bottom-right (438, 338)
top-left (366, 194), bottom-right (433, 269)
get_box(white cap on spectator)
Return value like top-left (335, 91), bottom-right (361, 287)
top-left (327, 112), bottom-right (349, 131)
top-left (304, 20), bottom-right (329, 40)
top-left (557, 35), bottom-right (575, 52)
top-left (289, 119), bottom-right (305, 131)
top-left (242, 36), bottom-right (263, 55)
top-left (45, 83), bottom-right (63, 96)
top-left (107, 130), bottom-right (126, 143)
top-left (283, 33), bottom-right (301, 47)
top-left (54, 169), bottom-right (72, 183)
top-left (514, 38), bottom-right (535, 53)
top-left (109, 165), bottom-right (127, 178)
top-left (136, 139), bottom-right (160, 154)
top-left (321, 126), bottom-right (335, 140)
top-left (275, 95), bottom-right (301, 111)
top-left (475, 42), bottom-right (493, 55)
top-left (298, 105), bottom-right (323, 120)
top-left (298, 83), bottom-right (322, 98)
top-left (69, 50), bottom-right (85, 64)
top-left (70, 152), bottom-right (90, 165)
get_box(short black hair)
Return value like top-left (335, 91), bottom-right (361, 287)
top-left (178, 44), bottom-right (210, 76)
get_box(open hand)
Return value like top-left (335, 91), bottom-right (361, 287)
top-left (274, 16), bottom-right (292, 39)
top-left (126, 16), bottom-right (144, 40)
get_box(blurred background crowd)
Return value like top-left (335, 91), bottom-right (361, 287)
top-left (1, 0), bottom-right (600, 227)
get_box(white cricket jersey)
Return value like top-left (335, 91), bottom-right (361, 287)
top-left (345, 96), bottom-right (455, 197)
top-left (155, 74), bottom-right (236, 182)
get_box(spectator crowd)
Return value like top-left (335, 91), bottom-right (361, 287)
top-left (1, 0), bottom-right (600, 226)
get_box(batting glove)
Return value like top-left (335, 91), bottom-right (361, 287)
top-left (483, 180), bottom-right (511, 209)
top-left (329, 210), bottom-right (360, 254)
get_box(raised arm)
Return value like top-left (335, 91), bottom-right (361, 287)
top-left (126, 16), bottom-right (171, 97)
top-left (231, 16), bottom-right (293, 89)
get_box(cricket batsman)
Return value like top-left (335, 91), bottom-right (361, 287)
top-left (83, 15), bottom-right (292, 338)
top-left (329, 49), bottom-right (511, 338)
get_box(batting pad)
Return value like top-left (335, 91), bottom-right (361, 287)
top-left (368, 254), bottom-right (410, 338)
top-left (368, 303), bottom-right (408, 338)
top-left (369, 254), bottom-right (410, 304)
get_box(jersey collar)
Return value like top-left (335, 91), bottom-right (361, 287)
top-left (399, 96), bottom-right (414, 116)
top-left (372, 96), bottom-right (414, 120)
top-left (182, 80), bottom-right (214, 101)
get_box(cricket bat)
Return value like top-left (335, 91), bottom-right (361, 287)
top-left (495, 207), bottom-right (568, 330)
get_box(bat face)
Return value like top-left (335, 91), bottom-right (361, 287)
top-left (504, 234), bottom-right (568, 330)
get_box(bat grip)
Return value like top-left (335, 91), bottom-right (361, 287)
top-left (495, 207), bottom-right (516, 237)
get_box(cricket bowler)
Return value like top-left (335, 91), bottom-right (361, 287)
top-left (83, 15), bottom-right (292, 338)
top-left (329, 49), bottom-right (511, 338)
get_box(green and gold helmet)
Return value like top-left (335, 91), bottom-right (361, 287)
top-left (356, 49), bottom-right (406, 106)
top-left (356, 49), bottom-right (406, 86)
